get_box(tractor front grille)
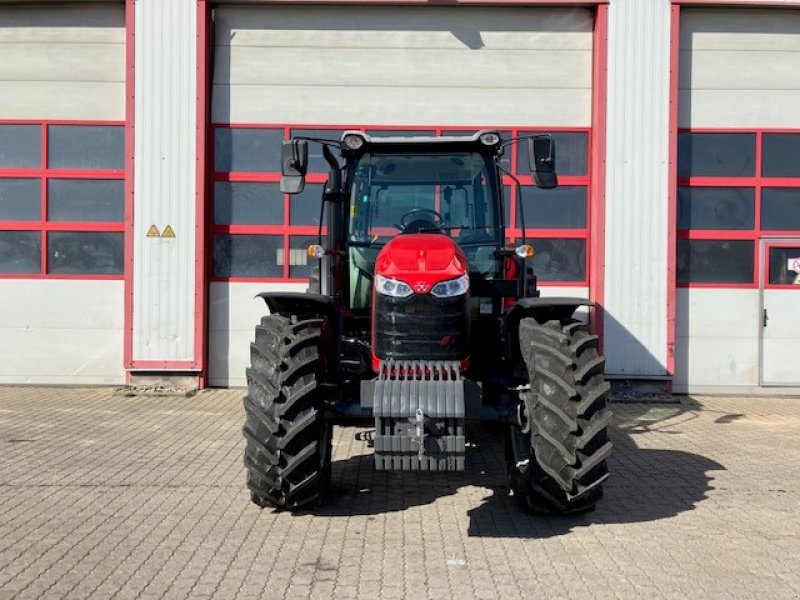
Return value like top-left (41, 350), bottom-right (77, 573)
top-left (374, 291), bottom-right (469, 362)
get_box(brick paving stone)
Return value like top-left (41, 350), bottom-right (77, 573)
top-left (1, 388), bottom-right (800, 599)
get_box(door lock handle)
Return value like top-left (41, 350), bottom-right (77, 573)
top-left (763, 308), bottom-right (769, 327)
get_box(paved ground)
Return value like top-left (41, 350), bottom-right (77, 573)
top-left (0, 387), bottom-right (799, 600)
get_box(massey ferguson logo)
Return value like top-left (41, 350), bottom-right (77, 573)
top-left (414, 282), bottom-right (430, 294)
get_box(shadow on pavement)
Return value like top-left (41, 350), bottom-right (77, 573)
top-left (310, 400), bottom-right (726, 538)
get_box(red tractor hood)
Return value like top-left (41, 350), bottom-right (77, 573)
top-left (375, 233), bottom-right (467, 293)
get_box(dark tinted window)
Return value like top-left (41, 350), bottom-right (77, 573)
top-left (677, 187), bottom-right (754, 230)
top-left (288, 235), bottom-right (315, 279)
top-left (214, 128), bottom-right (283, 172)
top-left (521, 185), bottom-right (587, 229)
top-left (0, 179), bottom-right (41, 221)
top-left (529, 238), bottom-right (586, 282)
top-left (48, 125), bottom-right (124, 170)
top-left (517, 132), bottom-right (588, 177)
top-left (214, 182), bottom-right (282, 225)
top-left (290, 184), bottom-right (324, 226)
top-left (0, 231), bottom-right (40, 274)
top-left (442, 130), bottom-right (513, 170)
top-left (677, 239), bottom-right (754, 284)
top-left (48, 179), bottom-right (124, 222)
top-left (0, 125), bottom-right (40, 168)
top-left (761, 188), bottom-right (800, 231)
top-left (290, 129), bottom-right (345, 173)
top-left (768, 247), bottom-right (800, 285)
top-left (213, 234), bottom-right (283, 278)
top-left (678, 133), bottom-right (755, 178)
top-left (762, 134), bottom-right (800, 177)
top-left (47, 232), bottom-right (123, 275)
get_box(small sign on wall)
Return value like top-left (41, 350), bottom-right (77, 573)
top-left (145, 225), bottom-right (176, 239)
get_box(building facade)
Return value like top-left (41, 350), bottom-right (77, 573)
top-left (0, 0), bottom-right (798, 394)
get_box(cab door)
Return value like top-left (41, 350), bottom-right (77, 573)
top-left (760, 239), bottom-right (800, 385)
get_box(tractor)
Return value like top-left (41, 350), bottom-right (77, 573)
top-left (242, 130), bottom-right (612, 515)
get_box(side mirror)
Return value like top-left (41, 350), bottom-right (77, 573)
top-left (527, 136), bottom-right (558, 190)
top-left (280, 139), bottom-right (308, 194)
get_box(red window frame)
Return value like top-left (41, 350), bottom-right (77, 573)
top-left (211, 123), bottom-right (592, 286)
top-left (763, 241), bottom-right (800, 290)
top-left (0, 119), bottom-right (126, 280)
top-left (677, 127), bottom-right (800, 289)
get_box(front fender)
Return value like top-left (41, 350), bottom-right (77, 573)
top-left (256, 292), bottom-right (337, 321)
top-left (503, 297), bottom-right (595, 361)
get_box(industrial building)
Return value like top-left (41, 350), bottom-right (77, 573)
top-left (0, 0), bottom-right (798, 394)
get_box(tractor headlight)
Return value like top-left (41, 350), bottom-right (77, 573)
top-left (375, 274), bottom-right (413, 298)
top-left (430, 274), bottom-right (470, 298)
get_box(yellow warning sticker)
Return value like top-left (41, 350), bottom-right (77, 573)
top-left (146, 224), bottom-right (160, 238)
top-left (161, 225), bottom-right (176, 238)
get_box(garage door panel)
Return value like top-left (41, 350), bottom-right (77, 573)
top-left (0, 43), bottom-right (124, 83)
top-left (215, 85), bottom-right (591, 127)
top-left (680, 50), bottom-right (800, 91)
top-left (218, 47), bottom-right (590, 90)
top-left (0, 82), bottom-right (125, 121)
top-left (680, 8), bottom-right (800, 128)
top-left (217, 6), bottom-right (593, 51)
top-left (0, 5), bottom-right (123, 44)
top-left (679, 89), bottom-right (800, 128)
top-left (680, 8), bottom-right (800, 51)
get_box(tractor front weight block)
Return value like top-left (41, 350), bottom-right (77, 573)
top-left (365, 360), bottom-right (466, 472)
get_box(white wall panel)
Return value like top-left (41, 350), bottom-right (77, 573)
top-left (132, 0), bottom-right (197, 364)
top-left (604, 0), bottom-right (671, 376)
top-left (213, 5), bottom-right (593, 127)
top-left (680, 8), bottom-right (800, 128)
top-left (0, 4), bottom-right (124, 120)
top-left (674, 289), bottom-right (760, 393)
top-left (209, 282), bottom-right (306, 387)
top-left (0, 281), bottom-right (124, 385)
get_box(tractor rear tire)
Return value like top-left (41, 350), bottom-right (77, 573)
top-left (509, 318), bottom-right (612, 515)
top-left (242, 314), bottom-right (332, 510)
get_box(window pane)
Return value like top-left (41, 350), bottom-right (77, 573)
top-left (47, 232), bottom-right (123, 275)
top-left (768, 246), bottom-right (800, 285)
top-left (521, 185), bottom-right (586, 229)
top-left (48, 179), bottom-right (124, 222)
top-left (214, 182), bottom-right (282, 225)
top-left (287, 235), bottom-right (315, 279)
top-left (214, 128), bottom-right (283, 173)
top-left (443, 130), bottom-right (513, 170)
top-left (678, 133), bottom-right (755, 178)
top-left (48, 125), bottom-right (124, 170)
top-left (290, 184), bottom-right (323, 226)
top-left (213, 234), bottom-right (283, 278)
top-left (677, 187), bottom-right (754, 230)
top-left (517, 132), bottom-right (588, 177)
top-left (0, 231), bottom-right (40, 274)
top-left (677, 239), bottom-right (754, 284)
top-left (763, 134), bottom-right (800, 177)
top-left (761, 188), bottom-right (800, 231)
top-left (0, 179), bottom-right (41, 221)
top-left (529, 238), bottom-right (586, 282)
top-left (0, 125), bottom-right (40, 168)
top-left (290, 129), bottom-right (345, 173)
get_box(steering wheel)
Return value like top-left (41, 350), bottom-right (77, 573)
top-left (399, 208), bottom-right (444, 233)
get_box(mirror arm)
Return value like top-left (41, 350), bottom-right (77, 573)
top-left (497, 163), bottom-right (526, 246)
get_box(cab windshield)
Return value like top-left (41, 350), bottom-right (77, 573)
top-left (348, 152), bottom-right (500, 247)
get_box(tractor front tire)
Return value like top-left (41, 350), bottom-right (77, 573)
top-left (509, 318), bottom-right (612, 515)
top-left (242, 314), bottom-right (331, 510)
